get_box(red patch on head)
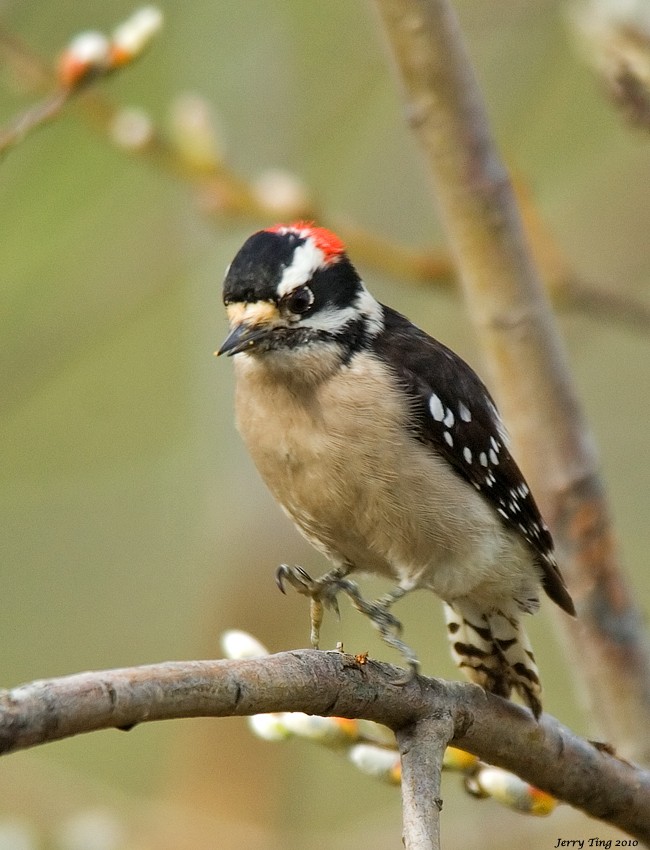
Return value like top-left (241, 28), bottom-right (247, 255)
top-left (266, 221), bottom-right (346, 264)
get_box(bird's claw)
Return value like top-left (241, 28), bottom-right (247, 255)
top-left (390, 654), bottom-right (420, 685)
top-left (275, 564), bottom-right (421, 677)
top-left (276, 564), bottom-right (352, 648)
top-left (276, 564), bottom-right (312, 595)
top-left (275, 564), bottom-right (344, 610)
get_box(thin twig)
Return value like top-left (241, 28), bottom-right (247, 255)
top-left (564, 275), bottom-right (650, 330)
top-left (0, 89), bottom-right (71, 154)
top-left (371, 0), bottom-right (650, 766)
top-left (0, 27), bottom-right (53, 90)
top-left (0, 651), bottom-right (649, 841)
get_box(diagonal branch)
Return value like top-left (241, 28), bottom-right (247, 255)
top-left (371, 0), bottom-right (650, 765)
top-left (0, 651), bottom-right (649, 842)
top-left (0, 88), bottom-right (71, 154)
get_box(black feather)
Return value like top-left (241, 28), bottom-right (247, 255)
top-left (371, 306), bottom-right (575, 616)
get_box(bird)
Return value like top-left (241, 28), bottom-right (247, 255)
top-left (217, 221), bottom-right (575, 718)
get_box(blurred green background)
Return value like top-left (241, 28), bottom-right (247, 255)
top-left (1, 1), bottom-right (649, 848)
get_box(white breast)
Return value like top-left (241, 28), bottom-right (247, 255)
top-left (233, 348), bottom-right (539, 610)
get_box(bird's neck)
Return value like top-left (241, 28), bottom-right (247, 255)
top-left (233, 341), bottom-right (346, 393)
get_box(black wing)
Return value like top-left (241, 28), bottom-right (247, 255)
top-left (372, 306), bottom-right (575, 615)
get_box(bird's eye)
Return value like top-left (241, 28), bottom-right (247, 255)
top-left (285, 285), bottom-right (314, 315)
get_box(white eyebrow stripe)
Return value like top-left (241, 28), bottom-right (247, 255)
top-left (276, 239), bottom-right (325, 297)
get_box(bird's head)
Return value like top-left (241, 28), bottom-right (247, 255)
top-left (217, 222), bottom-right (383, 358)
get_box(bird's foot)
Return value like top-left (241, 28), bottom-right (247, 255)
top-left (275, 566), bottom-right (420, 680)
top-left (276, 564), bottom-right (353, 649)
top-left (346, 587), bottom-right (420, 681)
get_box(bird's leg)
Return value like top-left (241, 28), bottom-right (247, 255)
top-left (276, 565), bottom-right (420, 677)
top-left (345, 584), bottom-right (420, 678)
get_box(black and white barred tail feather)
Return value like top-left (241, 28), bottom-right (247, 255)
top-left (444, 600), bottom-right (542, 718)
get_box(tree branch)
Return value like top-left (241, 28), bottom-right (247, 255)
top-left (371, 0), bottom-right (650, 765)
top-left (397, 714), bottom-right (453, 850)
top-left (1, 651), bottom-right (649, 842)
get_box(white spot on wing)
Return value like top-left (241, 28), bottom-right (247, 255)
top-left (430, 394), bottom-right (445, 422)
top-left (443, 408), bottom-right (455, 427)
top-left (459, 402), bottom-right (472, 422)
top-left (489, 448), bottom-right (498, 465)
top-left (463, 447), bottom-right (472, 463)
top-left (479, 452), bottom-right (488, 467)
top-left (444, 430), bottom-right (453, 446)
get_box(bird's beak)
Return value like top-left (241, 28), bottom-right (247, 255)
top-left (217, 322), bottom-right (273, 356)
top-left (216, 301), bottom-right (279, 357)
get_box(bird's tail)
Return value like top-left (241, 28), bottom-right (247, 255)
top-left (443, 600), bottom-right (542, 718)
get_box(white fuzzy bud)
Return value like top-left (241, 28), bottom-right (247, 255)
top-left (58, 31), bottom-right (111, 87)
top-left (281, 712), bottom-right (353, 744)
top-left (169, 93), bottom-right (225, 170)
top-left (348, 743), bottom-right (400, 783)
top-left (220, 630), bottom-right (269, 659)
top-left (112, 6), bottom-right (164, 61)
top-left (56, 809), bottom-right (126, 850)
top-left (572, 0), bottom-right (650, 87)
top-left (248, 712), bottom-right (292, 742)
top-left (110, 107), bottom-right (154, 150)
top-left (472, 765), bottom-right (556, 815)
top-left (66, 31), bottom-right (110, 66)
top-left (253, 169), bottom-right (311, 216)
